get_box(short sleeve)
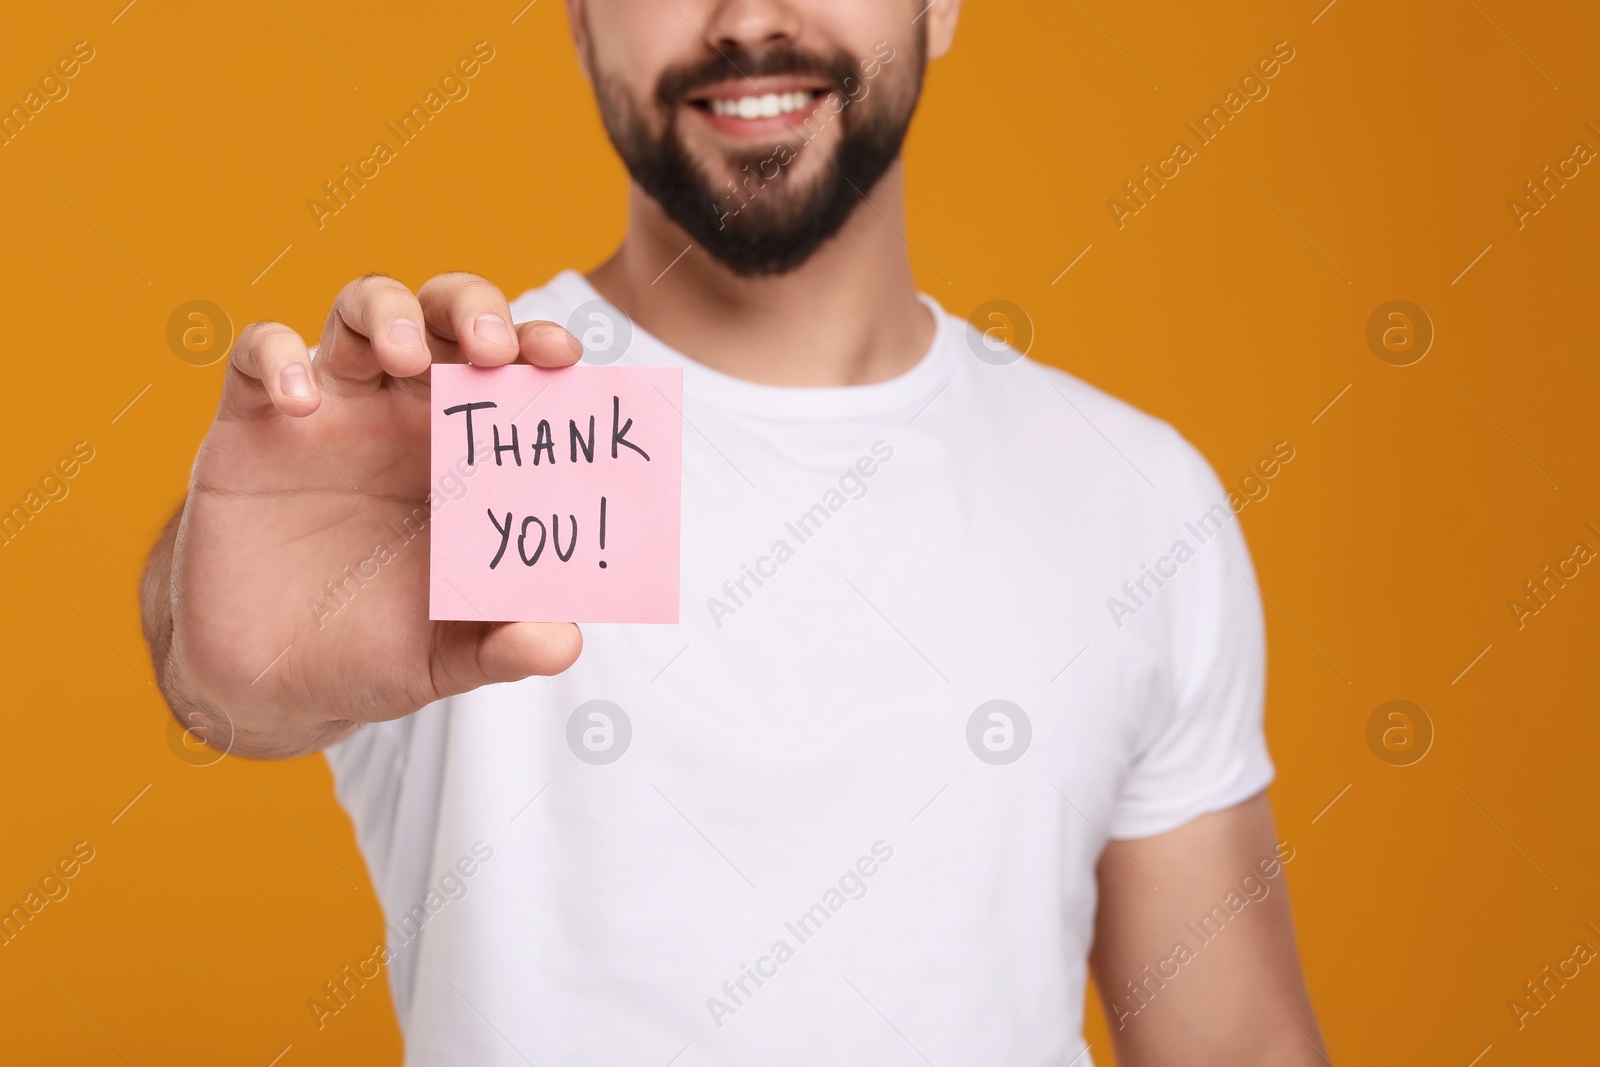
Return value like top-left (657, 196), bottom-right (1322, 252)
top-left (1105, 437), bottom-right (1276, 839)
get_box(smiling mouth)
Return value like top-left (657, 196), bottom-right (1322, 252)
top-left (691, 90), bottom-right (825, 120)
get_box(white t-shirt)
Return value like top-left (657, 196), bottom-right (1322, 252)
top-left (325, 270), bottom-right (1274, 1066)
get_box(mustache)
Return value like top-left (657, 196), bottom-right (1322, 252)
top-left (654, 44), bottom-right (860, 107)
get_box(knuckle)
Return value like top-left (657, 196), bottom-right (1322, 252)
top-left (337, 275), bottom-right (416, 334)
top-left (256, 321), bottom-right (302, 347)
top-left (424, 269), bottom-right (483, 286)
top-left (357, 272), bottom-right (409, 298)
top-left (235, 320), bottom-right (296, 358)
top-left (341, 271), bottom-right (395, 295)
top-left (350, 274), bottom-right (414, 309)
top-left (423, 271), bottom-right (504, 309)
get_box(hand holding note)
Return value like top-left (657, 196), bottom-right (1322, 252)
top-left (152, 272), bottom-right (596, 759)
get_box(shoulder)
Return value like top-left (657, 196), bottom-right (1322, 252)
top-left (943, 308), bottom-right (1225, 507)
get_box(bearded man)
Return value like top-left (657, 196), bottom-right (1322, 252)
top-left (141, 2), bottom-right (1327, 1063)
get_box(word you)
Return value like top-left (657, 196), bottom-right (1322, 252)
top-left (1508, 121), bottom-right (1598, 230)
top-left (2, 40), bottom-right (94, 148)
top-left (1507, 918), bottom-right (1600, 1030)
top-left (1111, 841), bottom-right (1295, 1029)
top-left (1508, 521), bottom-right (1599, 630)
top-left (310, 841), bottom-right (493, 1029)
top-left (707, 841), bottom-right (894, 1029)
top-left (716, 40), bottom-right (896, 230)
top-left (1109, 41), bottom-right (1296, 229)
top-left (308, 41), bottom-right (495, 229)
top-left (2, 841), bottom-right (96, 948)
top-left (2, 440), bottom-right (95, 548)
top-left (707, 440), bottom-right (894, 628)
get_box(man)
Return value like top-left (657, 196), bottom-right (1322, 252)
top-left (141, 0), bottom-right (1327, 1063)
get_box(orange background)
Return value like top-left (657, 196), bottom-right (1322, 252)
top-left (2, 1), bottom-right (1597, 1063)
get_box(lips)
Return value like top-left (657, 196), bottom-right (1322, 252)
top-left (685, 77), bottom-right (837, 137)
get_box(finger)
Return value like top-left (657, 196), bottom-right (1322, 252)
top-left (417, 272), bottom-right (521, 367)
top-left (430, 621), bottom-right (583, 696)
top-left (218, 321), bottom-right (317, 421)
top-left (423, 320), bottom-right (582, 369)
top-left (318, 274), bottom-right (432, 388)
top-left (515, 320), bottom-right (585, 368)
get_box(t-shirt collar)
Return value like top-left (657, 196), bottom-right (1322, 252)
top-left (545, 269), bottom-right (956, 422)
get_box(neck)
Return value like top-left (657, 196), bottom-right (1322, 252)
top-left (587, 160), bottom-right (935, 388)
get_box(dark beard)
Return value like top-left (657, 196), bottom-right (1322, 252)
top-left (593, 40), bottom-right (923, 277)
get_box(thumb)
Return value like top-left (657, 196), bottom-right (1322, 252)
top-left (430, 620), bottom-right (583, 697)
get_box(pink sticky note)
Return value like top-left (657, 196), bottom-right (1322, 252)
top-left (429, 364), bottom-right (682, 624)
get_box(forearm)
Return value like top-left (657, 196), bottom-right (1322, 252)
top-left (139, 501), bottom-right (354, 760)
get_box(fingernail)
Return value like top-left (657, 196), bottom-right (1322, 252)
top-left (475, 313), bottom-right (514, 346)
top-left (280, 363), bottom-right (311, 399)
top-left (389, 318), bottom-right (425, 350)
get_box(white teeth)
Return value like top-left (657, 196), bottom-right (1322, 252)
top-left (707, 91), bottom-right (816, 118)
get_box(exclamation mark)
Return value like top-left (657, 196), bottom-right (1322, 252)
top-left (598, 496), bottom-right (607, 568)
